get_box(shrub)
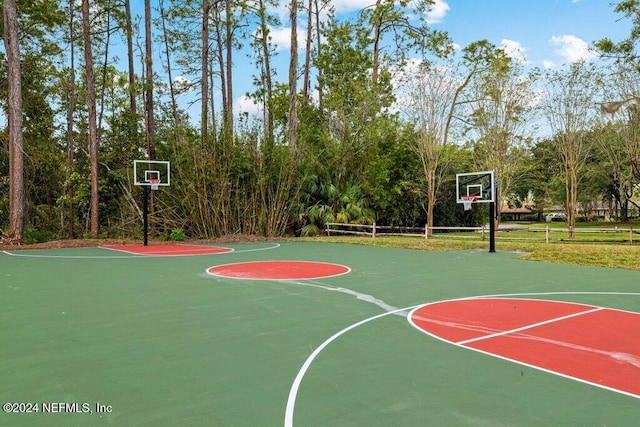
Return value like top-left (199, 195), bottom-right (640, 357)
top-left (170, 228), bottom-right (186, 241)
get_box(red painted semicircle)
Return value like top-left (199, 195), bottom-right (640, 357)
top-left (409, 297), bottom-right (640, 400)
top-left (103, 243), bottom-right (233, 256)
top-left (206, 260), bottom-right (350, 280)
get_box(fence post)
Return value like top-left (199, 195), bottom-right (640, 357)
top-left (481, 225), bottom-right (485, 241)
top-left (425, 223), bottom-right (428, 239)
top-left (631, 226), bottom-right (633, 244)
top-left (546, 226), bottom-right (549, 244)
top-left (372, 222), bottom-right (376, 238)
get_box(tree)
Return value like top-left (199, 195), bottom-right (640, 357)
top-left (124, 0), bottom-right (137, 116)
top-left (245, 0), bottom-right (279, 145)
top-left (466, 47), bottom-right (539, 231)
top-left (403, 60), bottom-right (463, 235)
top-left (361, 0), bottom-right (451, 83)
top-left (288, 0), bottom-right (298, 150)
top-left (201, 0), bottom-right (210, 142)
top-left (596, 65), bottom-right (640, 214)
top-left (81, 0), bottom-right (99, 238)
top-left (316, 20), bottom-right (394, 185)
top-left (542, 62), bottom-right (604, 237)
top-left (2, 0), bottom-right (24, 242)
top-left (595, 1), bottom-right (640, 69)
top-left (144, 0), bottom-right (155, 160)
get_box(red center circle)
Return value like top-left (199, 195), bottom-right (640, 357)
top-left (206, 260), bottom-right (350, 280)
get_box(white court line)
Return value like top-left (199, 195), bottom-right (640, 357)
top-left (457, 306), bottom-right (604, 346)
top-left (286, 292), bottom-right (640, 426)
top-left (284, 305), bottom-right (417, 427)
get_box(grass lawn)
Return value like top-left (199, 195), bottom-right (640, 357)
top-left (302, 226), bottom-right (640, 271)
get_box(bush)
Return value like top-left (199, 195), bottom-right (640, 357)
top-left (23, 227), bottom-right (56, 244)
top-left (170, 228), bottom-right (186, 241)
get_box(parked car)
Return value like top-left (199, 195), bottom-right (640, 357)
top-left (545, 212), bottom-right (567, 222)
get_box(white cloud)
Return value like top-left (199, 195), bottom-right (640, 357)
top-left (500, 39), bottom-right (527, 64)
top-left (542, 59), bottom-right (556, 69)
top-left (550, 35), bottom-right (598, 63)
top-left (272, 0), bottom-right (450, 23)
top-left (425, 0), bottom-right (450, 24)
top-left (235, 94), bottom-right (262, 116)
top-left (268, 25), bottom-right (307, 51)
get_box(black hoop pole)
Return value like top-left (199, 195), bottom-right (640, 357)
top-left (143, 185), bottom-right (150, 246)
top-left (489, 201), bottom-right (496, 253)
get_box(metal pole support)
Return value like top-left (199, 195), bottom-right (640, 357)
top-left (143, 185), bottom-right (150, 246)
top-left (489, 201), bottom-right (496, 253)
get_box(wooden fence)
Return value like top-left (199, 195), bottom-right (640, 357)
top-left (325, 222), bottom-right (640, 244)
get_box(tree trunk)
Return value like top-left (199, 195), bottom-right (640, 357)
top-left (66, 0), bottom-right (76, 238)
top-left (314, 0), bottom-right (323, 111)
top-left (225, 0), bottom-right (233, 140)
top-left (144, 0), bottom-right (155, 160)
top-left (201, 0), bottom-right (210, 141)
top-left (159, 0), bottom-right (180, 135)
top-left (288, 0), bottom-right (298, 151)
top-left (425, 165), bottom-right (436, 237)
top-left (124, 0), bottom-right (137, 116)
top-left (3, 0), bottom-right (25, 242)
top-left (371, 0), bottom-right (383, 83)
top-left (81, 0), bottom-right (100, 238)
top-left (258, 0), bottom-right (274, 143)
top-left (213, 5), bottom-right (227, 139)
top-left (302, 0), bottom-right (312, 99)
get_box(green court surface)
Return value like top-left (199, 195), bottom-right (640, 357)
top-left (1, 241), bottom-right (640, 426)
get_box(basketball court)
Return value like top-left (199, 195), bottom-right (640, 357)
top-left (2, 240), bottom-right (640, 426)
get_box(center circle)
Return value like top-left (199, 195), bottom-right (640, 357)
top-left (206, 260), bottom-right (350, 280)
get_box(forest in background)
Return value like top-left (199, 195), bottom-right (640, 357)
top-left (2, 0), bottom-right (640, 244)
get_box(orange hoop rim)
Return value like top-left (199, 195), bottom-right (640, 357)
top-left (149, 178), bottom-right (160, 190)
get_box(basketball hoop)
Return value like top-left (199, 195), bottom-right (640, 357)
top-left (462, 195), bottom-right (478, 211)
top-left (149, 178), bottom-right (160, 191)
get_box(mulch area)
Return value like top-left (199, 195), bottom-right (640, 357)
top-left (0, 235), bottom-right (273, 251)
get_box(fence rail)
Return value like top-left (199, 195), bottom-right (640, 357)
top-left (325, 222), bottom-right (639, 244)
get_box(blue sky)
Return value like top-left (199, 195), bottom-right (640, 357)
top-left (230, 0), bottom-right (632, 114)
top-left (436, 0), bottom-right (630, 68)
top-left (123, 0), bottom-right (633, 119)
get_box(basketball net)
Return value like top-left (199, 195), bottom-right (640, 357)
top-left (462, 195), bottom-right (477, 211)
top-left (149, 179), bottom-right (160, 191)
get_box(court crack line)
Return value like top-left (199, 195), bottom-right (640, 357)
top-left (289, 279), bottom-right (408, 317)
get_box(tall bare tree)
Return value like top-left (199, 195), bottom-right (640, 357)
top-left (225, 0), bottom-right (233, 138)
top-left (288, 0), bottom-right (298, 150)
top-left (201, 0), bottom-right (210, 141)
top-left (404, 41), bottom-right (502, 235)
top-left (597, 65), bottom-right (640, 219)
top-left (81, 0), bottom-right (100, 237)
top-left (124, 0), bottom-right (137, 116)
top-left (405, 61), bottom-right (465, 236)
top-left (144, 0), bottom-right (155, 159)
top-left (542, 62), bottom-right (604, 237)
top-left (2, 0), bottom-right (25, 242)
top-left (65, 0), bottom-right (77, 237)
top-left (302, 0), bottom-right (312, 99)
top-left (467, 50), bottom-right (539, 232)
top-left (159, 0), bottom-right (180, 134)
